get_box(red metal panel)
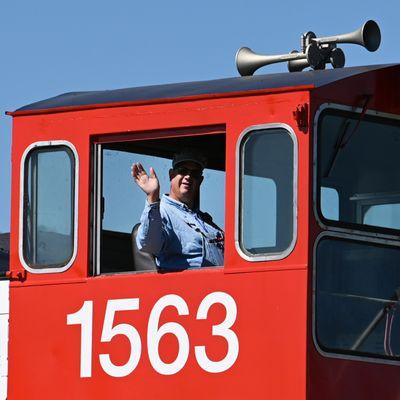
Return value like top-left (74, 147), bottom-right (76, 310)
top-left (8, 89), bottom-right (310, 399)
top-left (8, 269), bottom-right (307, 399)
top-left (9, 91), bottom-right (310, 284)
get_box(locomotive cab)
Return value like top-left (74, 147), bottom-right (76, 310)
top-left (3, 51), bottom-right (400, 399)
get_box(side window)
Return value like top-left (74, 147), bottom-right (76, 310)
top-left (315, 235), bottom-right (400, 360)
top-left (238, 125), bottom-right (296, 260)
top-left (21, 143), bottom-right (77, 271)
top-left (97, 132), bottom-right (226, 274)
top-left (317, 108), bottom-right (400, 234)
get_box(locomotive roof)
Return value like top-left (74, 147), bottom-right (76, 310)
top-left (14, 64), bottom-right (395, 114)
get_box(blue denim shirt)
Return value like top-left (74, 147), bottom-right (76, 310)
top-left (136, 194), bottom-right (224, 270)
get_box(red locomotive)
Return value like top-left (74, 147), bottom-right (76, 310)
top-left (2, 20), bottom-right (400, 399)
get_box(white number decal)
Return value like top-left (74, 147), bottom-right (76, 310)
top-left (67, 300), bottom-right (93, 378)
top-left (67, 292), bottom-right (238, 377)
top-left (195, 292), bottom-right (239, 373)
top-left (148, 295), bottom-right (190, 375)
top-left (99, 298), bottom-right (141, 377)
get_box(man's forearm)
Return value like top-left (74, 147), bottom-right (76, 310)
top-left (147, 193), bottom-right (160, 204)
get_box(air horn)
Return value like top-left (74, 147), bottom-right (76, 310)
top-left (236, 20), bottom-right (381, 76)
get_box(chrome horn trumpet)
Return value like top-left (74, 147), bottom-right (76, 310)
top-left (236, 42), bottom-right (325, 76)
top-left (235, 20), bottom-right (381, 76)
top-left (235, 47), bottom-right (307, 77)
top-left (313, 20), bottom-right (381, 52)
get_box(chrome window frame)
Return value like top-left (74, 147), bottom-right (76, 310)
top-left (312, 230), bottom-right (400, 366)
top-left (19, 140), bottom-right (79, 274)
top-left (235, 123), bottom-right (298, 262)
top-left (313, 103), bottom-right (400, 240)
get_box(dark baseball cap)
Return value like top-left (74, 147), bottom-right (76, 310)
top-left (172, 150), bottom-right (206, 170)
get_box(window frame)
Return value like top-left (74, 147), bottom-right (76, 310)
top-left (19, 140), bottom-right (79, 274)
top-left (314, 103), bottom-right (400, 240)
top-left (92, 128), bottom-right (226, 276)
top-left (235, 123), bottom-right (298, 262)
top-left (312, 231), bottom-right (400, 366)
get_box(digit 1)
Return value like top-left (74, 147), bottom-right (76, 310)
top-left (67, 301), bottom-right (94, 378)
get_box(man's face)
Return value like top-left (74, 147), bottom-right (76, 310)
top-left (169, 161), bottom-right (204, 206)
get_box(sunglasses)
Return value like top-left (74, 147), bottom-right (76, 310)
top-left (174, 166), bottom-right (203, 179)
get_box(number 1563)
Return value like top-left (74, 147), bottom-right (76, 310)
top-left (67, 292), bottom-right (239, 378)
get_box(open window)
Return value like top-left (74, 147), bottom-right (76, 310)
top-left (94, 129), bottom-right (226, 274)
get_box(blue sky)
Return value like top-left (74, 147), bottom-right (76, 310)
top-left (0, 0), bottom-right (399, 232)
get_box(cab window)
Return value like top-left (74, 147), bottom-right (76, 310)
top-left (318, 108), bottom-right (400, 234)
top-left (315, 235), bottom-right (400, 360)
top-left (238, 125), bottom-right (297, 260)
top-left (21, 143), bottom-right (77, 271)
top-left (96, 131), bottom-right (226, 274)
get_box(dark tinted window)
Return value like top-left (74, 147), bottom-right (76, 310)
top-left (318, 109), bottom-right (400, 233)
top-left (0, 233), bottom-right (9, 272)
top-left (23, 146), bottom-right (75, 269)
top-left (315, 236), bottom-right (400, 360)
top-left (239, 127), bottom-right (295, 257)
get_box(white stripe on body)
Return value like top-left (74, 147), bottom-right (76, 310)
top-left (0, 281), bottom-right (9, 400)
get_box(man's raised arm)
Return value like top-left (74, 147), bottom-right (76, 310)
top-left (131, 163), bottom-right (165, 255)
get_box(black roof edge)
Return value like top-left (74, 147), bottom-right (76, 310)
top-left (14, 64), bottom-right (397, 113)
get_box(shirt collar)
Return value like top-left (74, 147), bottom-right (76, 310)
top-left (163, 194), bottom-right (198, 212)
